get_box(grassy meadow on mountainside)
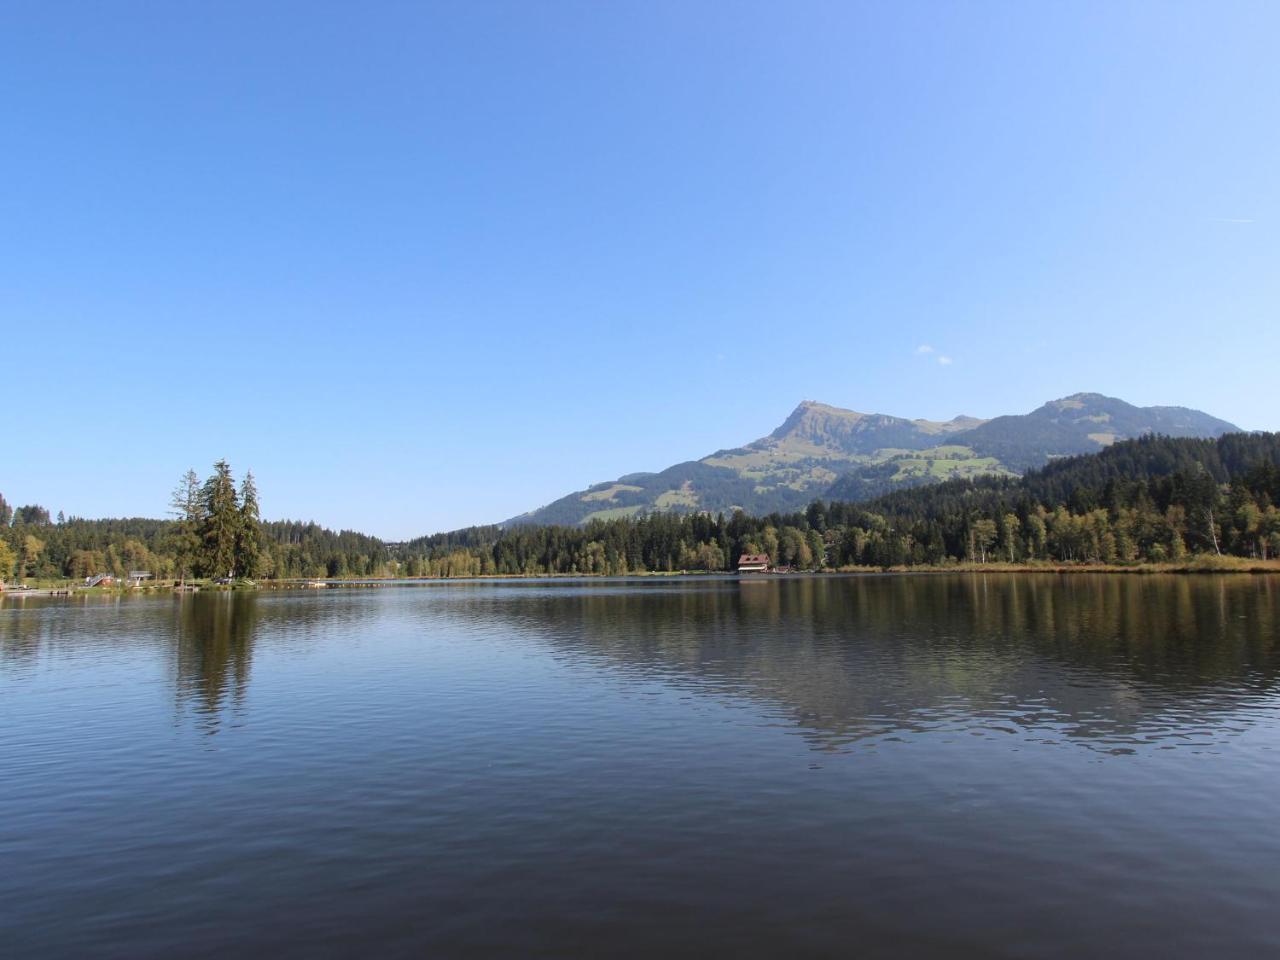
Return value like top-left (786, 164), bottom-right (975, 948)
top-left (511, 393), bottom-right (1239, 527)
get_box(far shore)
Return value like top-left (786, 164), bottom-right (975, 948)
top-left (4, 556), bottom-right (1279, 597)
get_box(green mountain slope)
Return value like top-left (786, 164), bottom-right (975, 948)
top-left (953, 393), bottom-right (1242, 473)
top-left (507, 393), bottom-right (1240, 526)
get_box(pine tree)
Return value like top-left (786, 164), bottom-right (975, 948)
top-left (1179, 466), bottom-right (1223, 555)
top-left (236, 471), bottom-right (263, 580)
top-left (168, 469), bottom-right (202, 583)
top-left (198, 460), bottom-right (241, 579)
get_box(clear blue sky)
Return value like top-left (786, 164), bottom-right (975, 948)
top-left (3, 1), bottom-right (1277, 538)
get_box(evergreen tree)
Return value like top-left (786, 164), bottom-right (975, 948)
top-left (16, 505), bottom-right (51, 526)
top-left (1177, 466), bottom-right (1223, 555)
top-left (236, 471), bottom-right (263, 580)
top-left (198, 460), bottom-right (241, 578)
top-left (167, 469), bottom-right (202, 583)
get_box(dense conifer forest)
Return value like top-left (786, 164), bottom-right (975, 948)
top-left (3, 433), bottom-right (1279, 584)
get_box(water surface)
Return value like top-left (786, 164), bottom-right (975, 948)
top-left (3, 574), bottom-right (1278, 957)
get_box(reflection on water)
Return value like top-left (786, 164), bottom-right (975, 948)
top-left (172, 594), bottom-right (259, 731)
top-left (6, 576), bottom-right (1275, 750)
top-left (2, 574), bottom-right (1279, 959)
top-left (424, 574), bottom-right (1280, 753)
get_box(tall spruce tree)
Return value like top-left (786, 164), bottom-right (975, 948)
top-left (199, 460), bottom-right (241, 578)
top-left (168, 469), bottom-right (202, 583)
top-left (236, 471), bottom-right (263, 580)
top-left (1177, 466), bottom-right (1223, 555)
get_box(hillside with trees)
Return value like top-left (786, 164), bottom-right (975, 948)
top-left (3, 433), bottom-right (1278, 585)
top-left (510, 393), bottom-right (1239, 526)
top-left (2, 462), bottom-right (318, 584)
top-left (399, 433), bottom-right (1280, 574)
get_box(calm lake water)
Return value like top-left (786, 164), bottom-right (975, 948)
top-left (2, 574), bottom-right (1279, 958)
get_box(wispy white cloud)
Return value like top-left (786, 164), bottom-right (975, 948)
top-left (937, 355), bottom-right (953, 366)
top-left (915, 344), bottom-right (934, 354)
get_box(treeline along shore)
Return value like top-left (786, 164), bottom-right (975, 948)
top-left (3, 433), bottom-right (1280, 587)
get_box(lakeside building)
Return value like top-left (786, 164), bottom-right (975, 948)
top-left (736, 554), bottom-right (770, 573)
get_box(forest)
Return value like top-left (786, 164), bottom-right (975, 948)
top-left (3, 433), bottom-right (1280, 584)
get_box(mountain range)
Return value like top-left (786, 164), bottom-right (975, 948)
top-left (507, 393), bottom-right (1240, 526)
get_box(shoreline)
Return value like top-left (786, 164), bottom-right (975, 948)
top-left (5, 556), bottom-right (1279, 597)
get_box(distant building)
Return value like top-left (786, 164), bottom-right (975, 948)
top-left (736, 553), bottom-right (770, 573)
top-left (128, 571), bottom-right (153, 586)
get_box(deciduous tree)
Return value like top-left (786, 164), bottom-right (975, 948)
top-left (0, 539), bottom-right (15, 581)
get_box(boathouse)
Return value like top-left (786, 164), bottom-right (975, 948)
top-left (736, 553), bottom-right (770, 573)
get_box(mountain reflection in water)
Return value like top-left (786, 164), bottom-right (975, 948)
top-left (419, 574), bottom-right (1280, 754)
top-left (3, 574), bottom-right (1278, 959)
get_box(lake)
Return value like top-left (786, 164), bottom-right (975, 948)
top-left (2, 574), bottom-right (1278, 958)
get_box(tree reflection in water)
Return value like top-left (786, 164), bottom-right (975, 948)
top-left (173, 592), bottom-right (260, 732)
